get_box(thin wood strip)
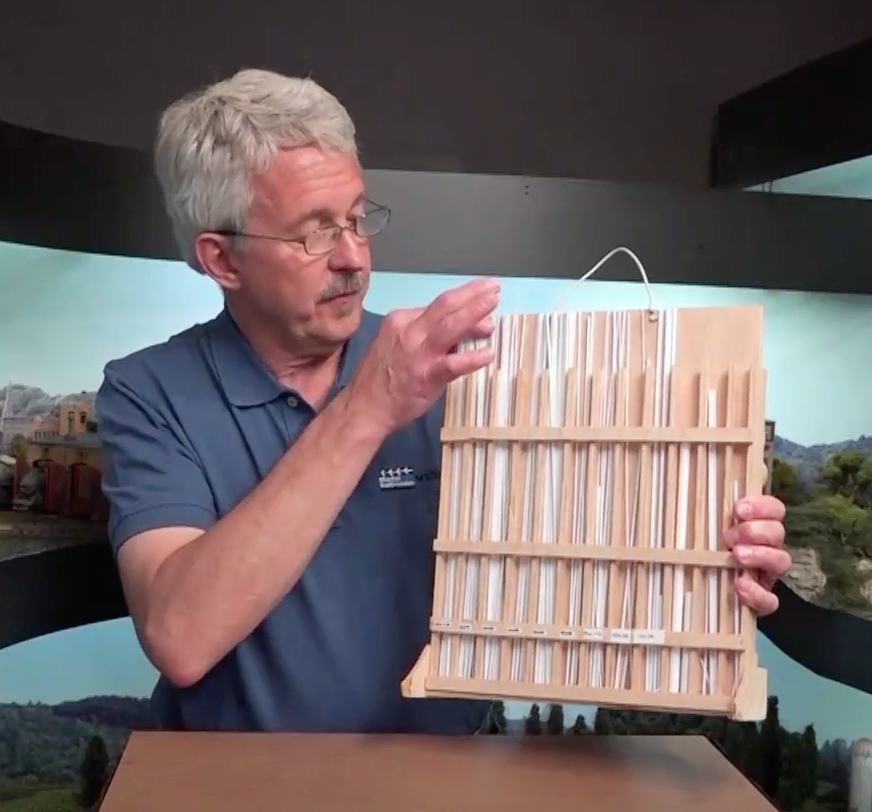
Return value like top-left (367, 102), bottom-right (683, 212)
top-left (565, 314), bottom-right (587, 687)
top-left (428, 618), bottom-right (746, 651)
top-left (524, 370), bottom-right (550, 684)
top-left (605, 364), bottom-right (629, 685)
top-left (498, 316), bottom-right (535, 683)
top-left (552, 363), bottom-right (579, 685)
top-left (450, 372), bottom-right (477, 678)
top-left (739, 367), bottom-right (766, 671)
top-left (717, 365), bottom-right (737, 697)
top-left (689, 367), bottom-right (708, 695)
top-left (429, 372), bottom-right (459, 678)
top-left (568, 314), bottom-right (588, 689)
top-left (423, 676), bottom-right (733, 714)
top-left (579, 355), bottom-right (603, 681)
top-left (440, 425), bottom-right (754, 444)
top-left (729, 364), bottom-right (747, 696)
top-left (658, 366), bottom-right (680, 692)
top-left (631, 360), bottom-right (655, 690)
top-left (433, 539), bottom-right (740, 568)
top-left (474, 366), bottom-right (502, 680)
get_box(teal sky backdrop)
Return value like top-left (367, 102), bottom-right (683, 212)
top-left (2, 238), bottom-right (872, 742)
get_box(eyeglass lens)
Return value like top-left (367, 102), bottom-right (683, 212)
top-left (307, 206), bottom-right (390, 254)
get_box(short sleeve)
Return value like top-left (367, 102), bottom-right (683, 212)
top-left (97, 361), bottom-right (218, 557)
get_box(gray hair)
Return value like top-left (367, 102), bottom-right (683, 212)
top-left (154, 68), bottom-right (359, 272)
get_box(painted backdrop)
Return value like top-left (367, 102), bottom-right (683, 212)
top-left (2, 238), bottom-right (872, 811)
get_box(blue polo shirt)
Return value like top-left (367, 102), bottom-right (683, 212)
top-left (96, 306), bottom-right (490, 734)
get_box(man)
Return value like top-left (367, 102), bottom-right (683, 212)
top-left (96, 68), bottom-right (791, 734)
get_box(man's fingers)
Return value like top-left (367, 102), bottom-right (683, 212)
top-left (735, 575), bottom-right (779, 617)
top-left (418, 278), bottom-right (498, 329)
top-left (467, 315), bottom-right (496, 341)
top-left (429, 278), bottom-right (500, 316)
top-left (723, 518), bottom-right (785, 550)
top-left (427, 345), bottom-right (495, 386)
top-left (732, 545), bottom-right (792, 579)
top-left (413, 280), bottom-right (500, 353)
top-left (445, 315), bottom-right (497, 349)
top-left (733, 494), bottom-right (786, 523)
top-left (426, 292), bottom-right (499, 355)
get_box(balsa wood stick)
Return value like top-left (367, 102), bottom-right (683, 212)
top-left (402, 291), bottom-right (768, 721)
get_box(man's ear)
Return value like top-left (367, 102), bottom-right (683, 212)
top-left (194, 233), bottom-right (243, 292)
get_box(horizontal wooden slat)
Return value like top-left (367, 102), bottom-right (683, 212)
top-left (433, 539), bottom-right (738, 569)
top-left (429, 618), bottom-right (746, 651)
top-left (440, 425), bottom-right (754, 445)
top-left (423, 677), bottom-right (734, 714)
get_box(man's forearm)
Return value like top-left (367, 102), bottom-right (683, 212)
top-left (142, 389), bottom-right (387, 686)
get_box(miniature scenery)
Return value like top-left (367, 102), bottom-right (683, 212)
top-left (0, 385), bottom-right (106, 561)
top-left (0, 696), bottom-right (852, 812)
top-left (768, 422), bottom-right (872, 621)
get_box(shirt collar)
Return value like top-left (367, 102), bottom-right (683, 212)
top-left (206, 306), bottom-right (376, 408)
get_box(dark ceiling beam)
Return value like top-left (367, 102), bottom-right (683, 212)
top-left (0, 120), bottom-right (176, 260)
top-left (711, 37), bottom-right (872, 189)
top-left (4, 119), bottom-right (872, 295)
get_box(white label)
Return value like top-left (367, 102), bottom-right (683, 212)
top-left (558, 628), bottom-right (575, 639)
top-left (507, 626), bottom-right (522, 635)
top-left (481, 624), bottom-right (496, 632)
top-left (458, 622), bottom-right (473, 632)
top-left (531, 627), bottom-right (546, 637)
top-left (632, 629), bottom-right (665, 646)
top-left (582, 628), bottom-right (605, 641)
top-left (609, 629), bottom-right (632, 644)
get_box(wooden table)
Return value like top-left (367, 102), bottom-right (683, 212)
top-left (100, 732), bottom-right (776, 812)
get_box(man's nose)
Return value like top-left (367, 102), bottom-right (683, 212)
top-left (328, 227), bottom-right (367, 270)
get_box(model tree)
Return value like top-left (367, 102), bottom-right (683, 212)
top-left (524, 703), bottom-right (542, 735)
top-left (487, 700), bottom-right (508, 735)
top-left (545, 703), bottom-right (564, 735)
top-left (759, 696), bottom-right (783, 802)
top-left (78, 734), bottom-right (110, 809)
top-left (570, 714), bottom-right (589, 735)
top-left (9, 433), bottom-right (27, 459)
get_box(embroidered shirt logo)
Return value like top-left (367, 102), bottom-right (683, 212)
top-left (378, 467), bottom-right (417, 490)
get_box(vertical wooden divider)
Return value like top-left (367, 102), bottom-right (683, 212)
top-left (605, 366), bottom-right (628, 686)
top-left (631, 360), bottom-right (655, 691)
top-left (737, 366), bottom-right (757, 685)
top-left (580, 339), bottom-right (604, 684)
top-left (450, 372), bottom-right (477, 678)
top-left (717, 366), bottom-right (737, 696)
top-left (552, 364), bottom-right (579, 685)
top-left (524, 371), bottom-right (550, 683)
top-left (430, 371), bottom-right (458, 678)
top-left (499, 316), bottom-right (535, 683)
top-left (738, 366), bottom-right (766, 681)
top-left (474, 365), bottom-right (501, 680)
top-left (689, 367), bottom-right (709, 695)
top-left (659, 366), bottom-right (681, 690)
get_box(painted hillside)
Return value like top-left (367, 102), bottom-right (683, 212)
top-left (772, 433), bottom-right (872, 621)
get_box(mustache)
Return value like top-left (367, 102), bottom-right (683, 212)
top-left (318, 273), bottom-right (365, 302)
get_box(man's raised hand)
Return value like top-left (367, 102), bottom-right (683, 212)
top-left (346, 278), bottom-right (500, 436)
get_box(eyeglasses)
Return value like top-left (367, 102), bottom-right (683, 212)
top-left (211, 199), bottom-right (391, 256)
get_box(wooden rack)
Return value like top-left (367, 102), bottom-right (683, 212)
top-left (402, 305), bottom-right (768, 721)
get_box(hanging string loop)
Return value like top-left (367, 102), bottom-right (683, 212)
top-left (553, 246), bottom-right (658, 321)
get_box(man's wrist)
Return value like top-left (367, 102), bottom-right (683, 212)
top-left (330, 386), bottom-right (392, 450)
